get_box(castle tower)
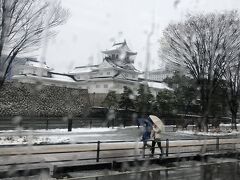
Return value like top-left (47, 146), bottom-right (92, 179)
top-left (102, 40), bottom-right (137, 64)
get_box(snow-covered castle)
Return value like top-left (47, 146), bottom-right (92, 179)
top-left (69, 40), bottom-right (141, 94)
top-left (10, 41), bottom-right (171, 99)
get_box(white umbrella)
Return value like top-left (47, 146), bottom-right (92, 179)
top-left (149, 115), bottom-right (165, 133)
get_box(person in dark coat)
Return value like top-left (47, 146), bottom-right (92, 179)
top-left (141, 117), bottom-right (153, 149)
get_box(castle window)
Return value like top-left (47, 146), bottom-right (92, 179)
top-left (107, 72), bottom-right (111, 75)
top-left (104, 84), bottom-right (108, 88)
top-left (96, 84), bottom-right (100, 88)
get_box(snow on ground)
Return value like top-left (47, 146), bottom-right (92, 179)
top-left (0, 127), bottom-right (118, 134)
top-left (0, 127), bottom-right (134, 145)
top-left (178, 124), bottom-right (240, 136)
top-left (220, 123), bottom-right (240, 127)
top-left (0, 134), bottom-right (72, 145)
top-left (177, 130), bottom-right (240, 136)
top-left (0, 126), bottom-right (140, 145)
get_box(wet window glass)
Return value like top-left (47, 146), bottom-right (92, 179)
top-left (0, 0), bottom-right (240, 179)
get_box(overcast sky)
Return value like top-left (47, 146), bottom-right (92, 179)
top-left (40, 0), bottom-right (240, 73)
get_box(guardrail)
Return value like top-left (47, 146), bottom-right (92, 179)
top-left (1, 138), bottom-right (239, 163)
top-left (91, 138), bottom-right (240, 162)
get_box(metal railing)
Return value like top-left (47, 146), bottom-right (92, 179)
top-left (80, 137), bottom-right (240, 162)
top-left (1, 137), bottom-right (239, 163)
top-left (97, 138), bottom-right (240, 162)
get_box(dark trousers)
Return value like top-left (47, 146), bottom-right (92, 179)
top-left (151, 140), bottom-right (164, 156)
top-left (143, 140), bottom-right (152, 148)
top-left (142, 141), bottom-right (152, 157)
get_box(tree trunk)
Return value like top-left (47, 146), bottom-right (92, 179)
top-left (231, 111), bottom-right (237, 130)
top-left (0, 77), bottom-right (4, 88)
top-left (200, 98), bottom-right (210, 132)
top-left (230, 99), bottom-right (238, 131)
top-left (0, 52), bottom-right (18, 87)
top-left (0, 0), bottom-right (7, 58)
top-left (203, 111), bottom-right (209, 132)
top-left (200, 81), bottom-right (210, 132)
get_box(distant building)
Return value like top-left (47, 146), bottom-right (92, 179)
top-left (9, 57), bottom-right (79, 89)
top-left (143, 62), bottom-right (184, 82)
top-left (144, 68), bottom-right (174, 82)
top-left (11, 57), bottom-right (52, 78)
top-left (69, 40), bottom-right (141, 94)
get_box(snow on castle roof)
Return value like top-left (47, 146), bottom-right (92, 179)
top-left (69, 65), bottom-right (99, 74)
top-left (147, 82), bottom-right (172, 90)
top-left (25, 61), bottom-right (52, 70)
top-left (102, 41), bottom-right (137, 56)
top-left (51, 74), bottom-right (75, 82)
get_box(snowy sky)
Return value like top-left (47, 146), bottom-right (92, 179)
top-left (38, 0), bottom-right (240, 73)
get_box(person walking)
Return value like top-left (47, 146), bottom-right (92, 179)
top-left (150, 115), bottom-right (164, 158)
top-left (141, 119), bottom-right (152, 148)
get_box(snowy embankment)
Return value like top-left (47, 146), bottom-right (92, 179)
top-left (177, 130), bottom-right (240, 136)
top-left (177, 123), bottom-right (240, 136)
top-left (0, 127), bottom-right (120, 145)
top-left (0, 127), bottom-right (117, 134)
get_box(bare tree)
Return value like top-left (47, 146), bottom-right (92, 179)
top-left (224, 55), bottom-right (240, 130)
top-left (0, 0), bottom-right (69, 86)
top-left (160, 11), bottom-right (240, 131)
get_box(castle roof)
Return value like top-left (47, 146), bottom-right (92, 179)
top-left (105, 58), bottom-right (140, 73)
top-left (102, 41), bottom-right (137, 56)
top-left (69, 65), bottom-right (99, 74)
top-left (70, 40), bottom-right (140, 75)
top-left (25, 60), bottom-right (52, 70)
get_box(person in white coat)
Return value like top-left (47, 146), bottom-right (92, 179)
top-left (151, 124), bottom-right (164, 157)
